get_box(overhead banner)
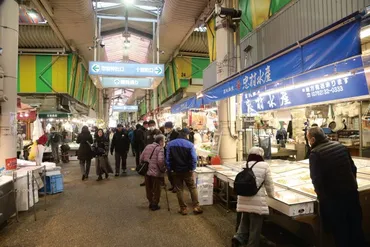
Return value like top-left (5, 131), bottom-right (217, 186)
top-left (203, 17), bottom-right (361, 104)
top-left (171, 96), bottom-right (203, 114)
top-left (112, 105), bottom-right (138, 112)
top-left (101, 77), bottom-right (152, 88)
top-left (242, 56), bottom-right (369, 114)
top-left (89, 62), bottom-right (164, 77)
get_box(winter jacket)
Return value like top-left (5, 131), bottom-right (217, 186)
top-left (133, 128), bottom-right (146, 151)
top-left (140, 142), bottom-right (166, 177)
top-left (309, 139), bottom-right (357, 200)
top-left (94, 136), bottom-right (109, 157)
top-left (77, 133), bottom-right (94, 160)
top-left (166, 130), bottom-right (179, 143)
top-left (145, 128), bottom-right (162, 146)
top-left (111, 130), bottom-right (130, 154)
top-left (166, 138), bottom-right (197, 172)
top-left (236, 161), bottom-right (274, 215)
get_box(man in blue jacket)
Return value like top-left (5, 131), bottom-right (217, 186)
top-left (166, 128), bottom-right (202, 215)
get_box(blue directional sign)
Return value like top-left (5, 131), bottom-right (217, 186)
top-left (101, 77), bottom-right (152, 88)
top-left (112, 105), bottom-right (138, 112)
top-left (89, 62), bottom-right (164, 77)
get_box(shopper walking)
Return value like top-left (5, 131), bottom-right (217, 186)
top-left (110, 124), bottom-right (130, 176)
top-left (134, 124), bottom-right (146, 167)
top-left (77, 126), bottom-right (94, 181)
top-left (307, 127), bottom-right (365, 247)
top-left (232, 147), bottom-right (275, 247)
top-left (48, 127), bottom-right (61, 163)
top-left (166, 128), bottom-right (202, 215)
top-left (164, 121), bottom-right (179, 192)
top-left (140, 134), bottom-right (166, 211)
top-left (94, 129), bottom-right (113, 181)
top-left (128, 127), bottom-right (135, 156)
top-left (146, 120), bottom-right (162, 146)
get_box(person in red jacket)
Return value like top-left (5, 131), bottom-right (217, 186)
top-left (35, 130), bottom-right (48, 165)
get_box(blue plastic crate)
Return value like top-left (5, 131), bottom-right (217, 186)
top-left (39, 175), bottom-right (64, 194)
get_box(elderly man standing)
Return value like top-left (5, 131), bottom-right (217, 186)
top-left (307, 127), bottom-right (365, 247)
top-left (166, 128), bottom-right (202, 215)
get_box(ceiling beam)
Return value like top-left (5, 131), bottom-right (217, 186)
top-left (97, 14), bottom-right (157, 23)
top-left (101, 27), bottom-right (153, 40)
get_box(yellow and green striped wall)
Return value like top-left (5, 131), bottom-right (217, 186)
top-left (18, 54), bottom-right (100, 113)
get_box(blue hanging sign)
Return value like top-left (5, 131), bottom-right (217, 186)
top-left (203, 17), bottom-right (361, 104)
top-left (171, 96), bottom-right (203, 114)
top-left (242, 67), bottom-right (369, 114)
top-left (101, 77), bottom-right (152, 88)
top-left (112, 105), bottom-right (138, 112)
top-left (89, 62), bottom-right (164, 77)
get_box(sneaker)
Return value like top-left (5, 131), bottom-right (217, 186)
top-left (193, 206), bottom-right (203, 215)
top-left (81, 175), bottom-right (85, 181)
top-left (168, 187), bottom-right (174, 191)
top-left (121, 170), bottom-right (127, 175)
top-left (151, 205), bottom-right (161, 211)
top-left (96, 176), bottom-right (103, 181)
top-left (140, 182), bottom-right (146, 186)
top-left (178, 208), bottom-right (188, 215)
top-left (172, 188), bottom-right (178, 193)
top-left (105, 173), bottom-right (109, 179)
top-left (115, 173), bottom-right (119, 177)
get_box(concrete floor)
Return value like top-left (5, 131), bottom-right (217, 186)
top-left (0, 155), bottom-right (238, 247)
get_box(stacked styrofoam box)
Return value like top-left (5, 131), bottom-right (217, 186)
top-left (194, 167), bottom-right (214, 206)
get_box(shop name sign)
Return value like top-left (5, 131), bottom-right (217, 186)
top-left (101, 77), bottom-right (152, 88)
top-left (242, 70), bottom-right (369, 114)
top-left (39, 113), bottom-right (70, 118)
top-left (112, 105), bottom-right (138, 112)
top-left (89, 62), bottom-right (164, 77)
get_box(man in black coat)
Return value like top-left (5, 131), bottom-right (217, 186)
top-left (164, 121), bottom-right (179, 192)
top-left (110, 124), bottom-right (130, 176)
top-left (307, 127), bottom-right (365, 247)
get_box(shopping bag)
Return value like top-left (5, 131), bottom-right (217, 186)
top-left (28, 142), bottom-right (38, 161)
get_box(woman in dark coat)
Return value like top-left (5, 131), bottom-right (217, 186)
top-left (94, 129), bottom-right (114, 181)
top-left (77, 126), bottom-right (93, 181)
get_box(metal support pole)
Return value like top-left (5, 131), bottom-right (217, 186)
top-left (27, 172), bottom-right (30, 212)
top-left (93, 0), bottom-right (98, 61)
top-left (360, 101), bottom-right (363, 157)
top-left (32, 172), bottom-right (37, 221)
top-left (156, 9), bottom-right (160, 64)
top-left (43, 165), bottom-right (47, 211)
top-left (98, 17), bottom-right (102, 61)
top-left (13, 171), bottom-right (19, 222)
top-left (152, 22), bottom-right (156, 64)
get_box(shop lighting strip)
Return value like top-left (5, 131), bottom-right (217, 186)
top-left (259, 72), bottom-right (352, 97)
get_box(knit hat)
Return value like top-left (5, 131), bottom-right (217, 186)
top-left (164, 122), bottom-right (174, 128)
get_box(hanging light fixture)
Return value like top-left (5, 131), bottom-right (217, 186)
top-left (124, 38), bottom-right (131, 49)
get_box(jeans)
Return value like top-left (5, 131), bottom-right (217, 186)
top-left (80, 159), bottom-right (91, 177)
top-left (173, 171), bottom-right (199, 209)
top-left (235, 212), bottom-right (264, 247)
top-left (51, 143), bottom-right (60, 163)
top-left (115, 151), bottom-right (127, 173)
top-left (320, 191), bottom-right (366, 247)
top-left (145, 175), bottom-right (163, 206)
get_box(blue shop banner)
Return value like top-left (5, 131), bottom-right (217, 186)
top-left (203, 17), bottom-right (361, 104)
top-left (242, 68), bottom-right (369, 114)
top-left (171, 96), bottom-right (203, 114)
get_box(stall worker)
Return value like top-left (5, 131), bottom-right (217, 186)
top-left (35, 129), bottom-right (49, 165)
top-left (307, 127), bottom-right (365, 247)
top-left (48, 127), bottom-right (61, 164)
top-left (110, 124), bottom-right (130, 176)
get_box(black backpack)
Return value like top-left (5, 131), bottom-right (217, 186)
top-left (234, 161), bottom-right (264, 196)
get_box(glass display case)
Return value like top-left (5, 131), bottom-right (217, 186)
top-left (215, 170), bottom-right (239, 182)
top-left (270, 164), bottom-right (303, 174)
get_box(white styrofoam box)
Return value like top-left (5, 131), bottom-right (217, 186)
top-left (198, 183), bottom-right (214, 206)
top-left (46, 170), bottom-right (61, 176)
top-left (0, 176), bottom-right (13, 186)
top-left (41, 162), bottom-right (57, 169)
top-left (194, 167), bottom-right (214, 186)
top-left (16, 175), bottom-right (39, 211)
top-left (199, 196), bottom-right (213, 206)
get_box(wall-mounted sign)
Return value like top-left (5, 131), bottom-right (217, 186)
top-left (89, 62), bottom-right (164, 77)
top-left (39, 113), bottom-right (70, 119)
top-left (112, 105), bottom-right (138, 112)
top-left (101, 77), bottom-right (152, 88)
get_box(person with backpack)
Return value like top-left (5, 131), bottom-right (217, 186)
top-left (232, 147), bottom-right (275, 247)
top-left (48, 127), bottom-right (61, 163)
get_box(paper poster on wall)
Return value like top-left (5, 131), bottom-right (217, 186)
top-left (211, 132), bottom-right (222, 155)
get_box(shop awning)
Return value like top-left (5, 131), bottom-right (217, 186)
top-left (171, 96), bottom-right (203, 114)
top-left (202, 13), bottom-right (363, 105)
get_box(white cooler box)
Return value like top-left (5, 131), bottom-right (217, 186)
top-left (198, 183), bottom-right (214, 206)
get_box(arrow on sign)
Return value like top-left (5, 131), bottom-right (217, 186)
top-left (154, 67), bottom-right (162, 75)
top-left (92, 64), bottom-right (100, 73)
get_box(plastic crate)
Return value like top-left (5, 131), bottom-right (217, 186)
top-left (39, 175), bottom-right (64, 194)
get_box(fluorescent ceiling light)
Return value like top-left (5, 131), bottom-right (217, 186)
top-left (124, 0), bottom-right (135, 5)
top-left (28, 12), bottom-right (38, 19)
top-left (259, 72), bottom-right (352, 97)
top-left (361, 26), bottom-right (370, 39)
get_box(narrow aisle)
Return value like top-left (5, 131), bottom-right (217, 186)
top-left (0, 155), bottom-right (235, 247)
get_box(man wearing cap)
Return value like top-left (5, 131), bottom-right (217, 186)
top-left (110, 124), bottom-right (130, 176)
top-left (166, 128), bottom-right (202, 215)
top-left (164, 122), bottom-right (179, 191)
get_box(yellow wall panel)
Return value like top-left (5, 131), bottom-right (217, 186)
top-left (19, 56), bottom-right (36, 92)
top-left (52, 57), bottom-right (68, 93)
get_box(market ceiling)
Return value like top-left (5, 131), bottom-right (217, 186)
top-left (17, 0), bottom-right (213, 103)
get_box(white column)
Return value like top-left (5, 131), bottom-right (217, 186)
top-left (0, 0), bottom-right (19, 168)
top-left (216, 0), bottom-right (237, 162)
